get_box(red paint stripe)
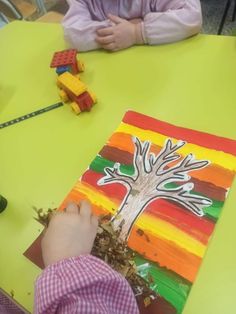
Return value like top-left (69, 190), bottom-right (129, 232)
top-left (145, 199), bottom-right (215, 241)
top-left (81, 170), bottom-right (127, 201)
top-left (82, 170), bottom-right (215, 239)
top-left (123, 111), bottom-right (236, 156)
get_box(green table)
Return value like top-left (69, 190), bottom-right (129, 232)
top-left (0, 21), bottom-right (235, 313)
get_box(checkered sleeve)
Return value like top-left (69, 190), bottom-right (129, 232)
top-left (34, 254), bottom-right (139, 314)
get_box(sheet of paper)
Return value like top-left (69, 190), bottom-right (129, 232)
top-left (25, 110), bottom-right (236, 313)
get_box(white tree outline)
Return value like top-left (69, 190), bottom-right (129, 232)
top-left (98, 137), bottom-right (212, 241)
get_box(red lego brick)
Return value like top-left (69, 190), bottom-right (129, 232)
top-left (74, 92), bottom-right (94, 112)
top-left (50, 49), bottom-right (77, 69)
top-left (71, 61), bottom-right (79, 74)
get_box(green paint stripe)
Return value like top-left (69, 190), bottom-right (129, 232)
top-left (90, 156), bottom-right (223, 220)
top-left (135, 254), bottom-right (191, 314)
top-left (203, 202), bottom-right (222, 221)
top-left (90, 155), bottom-right (135, 175)
top-left (165, 183), bottom-right (223, 221)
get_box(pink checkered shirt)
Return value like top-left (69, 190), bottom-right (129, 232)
top-left (35, 255), bottom-right (139, 314)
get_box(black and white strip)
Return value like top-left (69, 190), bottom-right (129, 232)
top-left (0, 102), bottom-right (63, 129)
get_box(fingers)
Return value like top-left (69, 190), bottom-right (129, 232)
top-left (96, 27), bottom-right (115, 48)
top-left (66, 202), bottom-right (79, 214)
top-left (45, 210), bottom-right (58, 228)
top-left (102, 43), bottom-right (118, 51)
top-left (108, 14), bottom-right (124, 24)
top-left (96, 27), bottom-right (113, 37)
top-left (65, 200), bottom-right (98, 227)
top-left (96, 31), bottom-right (117, 51)
top-left (91, 215), bottom-right (98, 228)
top-left (96, 35), bottom-right (115, 45)
top-left (79, 200), bottom-right (92, 218)
top-left (79, 200), bottom-right (98, 230)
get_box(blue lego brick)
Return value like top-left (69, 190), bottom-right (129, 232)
top-left (56, 65), bottom-right (71, 75)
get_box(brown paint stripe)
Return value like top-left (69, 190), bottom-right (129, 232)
top-left (137, 295), bottom-right (177, 314)
top-left (106, 132), bottom-right (235, 189)
top-left (99, 145), bottom-right (132, 164)
top-left (99, 145), bottom-right (228, 200)
top-left (186, 177), bottom-right (226, 202)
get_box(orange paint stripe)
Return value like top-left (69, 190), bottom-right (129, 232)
top-left (60, 188), bottom-right (201, 282)
top-left (59, 189), bottom-right (109, 217)
top-left (193, 163), bottom-right (233, 189)
top-left (107, 132), bottom-right (234, 189)
top-left (129, 225), bottom-right (202, 283)
top-left (108, 132), bottom-right (135, 154)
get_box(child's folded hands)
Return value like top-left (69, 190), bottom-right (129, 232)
top-left (96, 14), bottom-right (144, 51)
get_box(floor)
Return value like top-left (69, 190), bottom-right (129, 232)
top-left (1, 0), bottom-right (236, 35)
top-left (201, 0), bottom-right (236, 35)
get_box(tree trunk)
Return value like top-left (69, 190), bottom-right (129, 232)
top-left (112, 190), bottom-right (150, 241)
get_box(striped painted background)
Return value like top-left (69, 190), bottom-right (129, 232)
top-left (59, 111), bottom-right (236, 313)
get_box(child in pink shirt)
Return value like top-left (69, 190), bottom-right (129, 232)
top-left (35, 201), bottom-right (139, 314)
top-left (62, 0), bottom-right (202, 51)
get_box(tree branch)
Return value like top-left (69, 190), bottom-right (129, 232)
top-left (97, 163), bottom-right (135, 187)
top-left (132, 137), bottom-right (152, 177)
top-left (149, 139), bottom-right (185, 174)
top-left (156, 153), bottom-right (210, 189)
top-left (156, 184), bottom-right (212, 216)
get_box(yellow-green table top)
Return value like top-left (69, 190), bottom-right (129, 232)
top-left (0, 21), bottom-right (236, 313)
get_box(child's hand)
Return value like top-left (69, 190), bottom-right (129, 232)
top-left (41, 201), bottom-right (98, 267)
top-left (129, 18), bottom-right (143, 24)
top-left (96, 14), bottom-right (143, 51)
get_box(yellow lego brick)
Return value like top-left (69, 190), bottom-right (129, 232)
top-left (77, 60), bottom-right (85, 72)
top-left (58, 89), bottom-right (69, 102)
top-left (70, 102), bottom-right (81, 115)
top-left (87, 90), bottom-right (97, 104)
top-left (57, 72), bottom-right (87, 96)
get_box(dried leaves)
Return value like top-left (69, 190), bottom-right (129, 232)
top-left (33, 206), bottom-right (56, 227)
top-left (33, 208), bottom-right (155, 307)
top-left (92, 214), bottom-right (154, 301)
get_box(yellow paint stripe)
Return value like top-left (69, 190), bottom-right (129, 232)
top-left (75, 181), bottom-right (205, 258)
top-left (136, 214), bottom-right (205, 258)
top-left (114, 123), bottom-right (236, 171)
top-left (74, 182), bottom-right (118, 213)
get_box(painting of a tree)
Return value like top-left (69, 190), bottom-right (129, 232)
top-left (25, 110), bottom-right (236, 314)
top-left (98, 137), bottom-right (212, 241)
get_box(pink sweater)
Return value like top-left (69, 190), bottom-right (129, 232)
top-left (62, 0), bottom-right (202, 51)
top-left (35, 255), bottom-right (139, 314)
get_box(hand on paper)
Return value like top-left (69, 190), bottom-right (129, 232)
top-left (41, 201), bottom-right (98, 267)
top-left (96, 14), bottom-right (143, 51)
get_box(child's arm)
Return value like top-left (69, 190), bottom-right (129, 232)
top-left (62, 0), bottom-right (111, 51)
top-left (143, 0), bottom-right (202, 45)
top-left (35, 255), bottom-right (139, 314)
top-left (34, 201), bottom-right (139, 314)
top-left (95, 0), bottom-right (201, 52)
